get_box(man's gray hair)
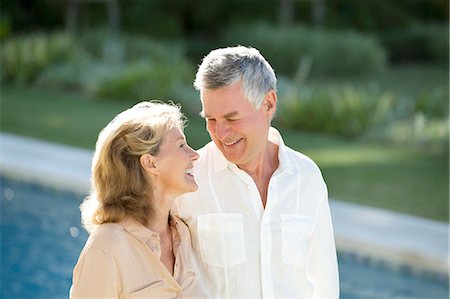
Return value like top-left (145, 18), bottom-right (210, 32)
top-left (194, 46), bottom-right (277, 109)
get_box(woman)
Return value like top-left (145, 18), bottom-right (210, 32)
top-left (70, 101), bottom-right (203, 298)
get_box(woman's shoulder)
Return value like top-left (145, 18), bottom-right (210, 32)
top-left (86, 223), bottom-right (127, 251)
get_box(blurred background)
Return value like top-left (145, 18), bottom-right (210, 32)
top-left (1, 0), bottom-right (448, 220)
top-left (0, 0), bottom-right (448, 298)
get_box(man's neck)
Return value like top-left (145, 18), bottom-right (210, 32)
top-left (238, 141), bottom-right (279, 208)
top-left (238, 141), bottom-right (279, 180)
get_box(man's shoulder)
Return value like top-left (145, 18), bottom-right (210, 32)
top-left (193, 141), bottom-right (218, 168)
top-left (283, 145), bottom-right (322, 174)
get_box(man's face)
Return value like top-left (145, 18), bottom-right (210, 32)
top-left (201, 80), bottom-right (275, 168)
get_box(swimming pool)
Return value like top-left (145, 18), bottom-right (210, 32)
top-left (1, 176), bottom-right (448, 299)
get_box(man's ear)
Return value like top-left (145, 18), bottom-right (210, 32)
top-left (140, 153), bottom-right (158, 175)
top-left (263, 90), bottom-right (277, 118)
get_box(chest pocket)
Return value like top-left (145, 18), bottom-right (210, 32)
top-left (280, 214), bottom-right (313, 267)
top-left (197, 213), bottom-right (246, 267)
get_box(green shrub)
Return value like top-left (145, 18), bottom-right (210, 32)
top-left (381, 115), bottom-right (449, 153)
top-left (0, 32), bottom-right (78, 84)
top-left (427, 24), bottom-right (449, 66)
top-left (311, 31), bottom-right (387, 76)
top-left (276, 78), bottom-right (448, 151)
top-left (81, 32), bottom-right (195, 101)
top-left (414, 86), bottom-right (449, 119)
top-left (34, 30), bottom-right (196, 103)
top-left (88, 58), bottom-right (194, 101)
top-left (276, 80), bottom-right (395, 138)
top-left (222, 22), bottom-right (386, 77)
top-left (381, 23), bottom-right (449, 65)
top-left (76, 28), bottom-right (188, 64)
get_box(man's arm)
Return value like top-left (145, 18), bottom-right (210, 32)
top-left (308, 190), bottom-right (340, 298)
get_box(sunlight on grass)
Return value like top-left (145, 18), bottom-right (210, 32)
top-left (308, 147), bottom-right (409, 167)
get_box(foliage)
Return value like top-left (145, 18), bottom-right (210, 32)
top-left (87, 59), bottom-right (194, 101)
top-left (222, 23), bottom-right (386, 77)
top-left (76, 29), bottom-right (188, 63)
top-left (5, 30), bottom-right (195, 104)
top-left (2, 0), bottom-right (447, 41)
top-left (0, 32), bottom-right (79, 84)
top-left (2, 1), bottom-right (447, 67)
top-left (276, 74), bottom-right (448, 153)
top-left (414, 85), bottom-right (449, 118)
top-left (380, 115), bottom-right (449, 153)
top-left (381, 23), bottom-right (449, 65)
top-left (37, 61), bottom-right (89, 91)
top-left (276, 80), bottom-right (395, 138)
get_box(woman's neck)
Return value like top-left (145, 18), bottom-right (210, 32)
top-left (146, 187), bottom-right (174, 233)
top-left (147, 210), bottom-right (170, 234)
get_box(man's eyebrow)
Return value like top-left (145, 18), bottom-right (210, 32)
top-left (199, 111), bottom-right (239, 119)
top-left (224, 111), bottom-right (239, 118)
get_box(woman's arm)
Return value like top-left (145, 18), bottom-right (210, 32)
top-left (70, 246), bottom-right (118, 298)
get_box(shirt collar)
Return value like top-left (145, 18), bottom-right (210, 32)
top-left (211, 127), bottom-right (294, 175)
top-left (118, 214), bottom-right (182, 256)
top-left (119, 218), bottom-right (159, 244)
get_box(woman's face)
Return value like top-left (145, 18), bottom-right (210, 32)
top-left (152, 127), bottom-right (199, 197)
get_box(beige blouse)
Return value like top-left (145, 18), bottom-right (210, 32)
top-left (70, 215), bottom-right (204, 298)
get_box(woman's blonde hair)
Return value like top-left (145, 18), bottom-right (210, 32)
top-left (81, 101), bottom-right (186, 232)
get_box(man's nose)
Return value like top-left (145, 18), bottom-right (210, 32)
top-left (215, 121), bottom-right (230, 140)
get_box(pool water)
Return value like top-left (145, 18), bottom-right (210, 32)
top-left (1, 176), bottom-right (449, 299)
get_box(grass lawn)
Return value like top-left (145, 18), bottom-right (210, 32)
top-left (1, 85), bottom-right (448, 222)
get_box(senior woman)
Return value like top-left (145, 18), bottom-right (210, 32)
top-left (70, 101), bottom-right (204, 298)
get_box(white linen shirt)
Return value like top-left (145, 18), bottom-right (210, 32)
top-left (173, 127), bottom-right (339, 298)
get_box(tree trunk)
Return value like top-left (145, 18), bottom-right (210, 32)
top-left (66, 0), bottom-right (78, 33)
top-left (280, 0), bottom-right (294, 27)
top-left (312, 0), bottom-right (326, 28)
top-left (107, 0), bottom-right (120, 34)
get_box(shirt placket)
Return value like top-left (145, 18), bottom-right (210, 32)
top-left (261, 176), bottom-right (277, 298)
top-left (229, 164), bottom-right (264, 218)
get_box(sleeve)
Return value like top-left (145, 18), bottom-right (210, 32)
top-left (69, 245), bottom-right (119, 298)
top-left (308, 189), bottom-right (340, 299)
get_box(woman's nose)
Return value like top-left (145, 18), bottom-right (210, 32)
top-left (190, 147), bottom-right (199, 161)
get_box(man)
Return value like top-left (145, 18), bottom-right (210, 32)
top-left (174, 46), bottom-right (339, 298)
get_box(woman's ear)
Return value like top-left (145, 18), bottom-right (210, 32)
top-left (140, 153), bottom-right (158, 175)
